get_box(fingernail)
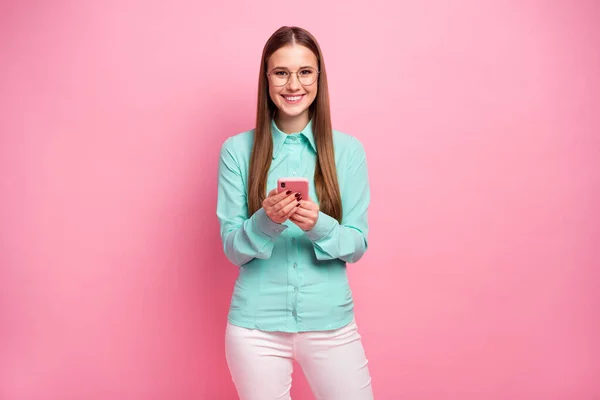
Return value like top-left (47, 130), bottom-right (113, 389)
top-left (286, 190), bottom-right (292, 195)
top-left (297, 196), bottom-right (302, 201)
top-left (296, 203), bottom-right (301, 207)
top-left (295, 192), bottom-right (301, 197)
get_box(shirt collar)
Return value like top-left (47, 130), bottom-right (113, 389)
top-left (271, 119), bottom-right (317, 159)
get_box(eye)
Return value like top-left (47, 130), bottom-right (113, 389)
top-left (299, 69), bottom-right (314, 75)
top-left (273, 70), bottom-right (289, 76)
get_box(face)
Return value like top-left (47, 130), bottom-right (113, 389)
top-left (267, 44), bottom-right (319, 121)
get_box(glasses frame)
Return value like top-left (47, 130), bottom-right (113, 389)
top-left (266, 67), bottom-right (320, 87)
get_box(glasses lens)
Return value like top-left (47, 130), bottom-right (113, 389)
top-left (298, 68), bottom-right (318, 85)
top-left (269, 68), bottom-right (289, 86)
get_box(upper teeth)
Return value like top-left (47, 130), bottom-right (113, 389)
top-left (285, 96), bottom-right (302, 101)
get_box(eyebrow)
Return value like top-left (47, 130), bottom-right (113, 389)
top-left (271, 65), bottom-right (316, 70)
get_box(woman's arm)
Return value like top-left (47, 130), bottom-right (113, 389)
top-left (216, 138), bottom-right (288, 266)
top-left (305, 138), bottom-right (370, 263)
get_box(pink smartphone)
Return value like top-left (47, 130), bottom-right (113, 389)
top-left (277, 177), bottom-right (309, 199)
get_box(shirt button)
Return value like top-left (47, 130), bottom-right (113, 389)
top-left (292, 238), bottom-right (296, 243)
top-left (292, 171), bottom-right (297, 176)
top-left (293, 287), bottom-right (298, 292)
top-left (292, 310), bottom-right (297, 317)
top-left (293, 263), bottom-right (297, 268)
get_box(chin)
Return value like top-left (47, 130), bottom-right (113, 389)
top-left (274, 104), bottom-right (304, 117)
top-left (281, 108), bottom-right (308, 118)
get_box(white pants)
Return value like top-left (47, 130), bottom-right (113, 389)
top-left (225, 319), bottom-right (374, 400)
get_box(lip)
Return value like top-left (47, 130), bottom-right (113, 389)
top-left (281, 94), bottom-right (306, 104)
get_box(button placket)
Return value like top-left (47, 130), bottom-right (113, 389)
top-left (290, 237), bottom-right (300, 322)
top-left (284, 136), bottom-right (303, 326)
top-left (290, 141), bottom-right (302, 180)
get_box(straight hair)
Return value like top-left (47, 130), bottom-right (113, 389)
top-left (247, 26), bottom-right (342, 223)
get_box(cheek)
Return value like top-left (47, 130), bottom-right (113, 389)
top-left (268, 85), bottom-right (278, 103)
top-left (307, 86), bottom-right (318, 104)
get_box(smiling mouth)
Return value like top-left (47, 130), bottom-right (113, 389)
top-left (281, 94), bottom-right (305, 104)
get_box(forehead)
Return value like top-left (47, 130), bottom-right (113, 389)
top-left (268, 44), bottom-right (318, 70)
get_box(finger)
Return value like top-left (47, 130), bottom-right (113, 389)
top-left (273, 192), bottom-right (302, 214)
top-left (290, 213), bottom-right (310, 224)
top-left (285, 201), bottom-right (301, 218)
top-left (297, 197), bottom-right (313, 205)
top-left (277, 190), bottom-right (305, 208)
top-left (270, 192), bottom-right (301, 215)
top-left (265, 189), bottom-right (294, 206)
top-left (274, 197), bottom-right (301, 219)
top-left (292, 206), bottom-right (314, 217)
top-left (297, 199), bottom-right (318, 210)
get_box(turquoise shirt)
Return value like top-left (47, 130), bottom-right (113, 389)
top-left (216, 119), bottom-right (370, 332)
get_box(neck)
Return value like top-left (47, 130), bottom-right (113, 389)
top-left (275, 110), bottom-right (310, 134)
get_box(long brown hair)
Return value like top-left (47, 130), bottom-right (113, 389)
top-left (247, 26), bottom-right (342, 223)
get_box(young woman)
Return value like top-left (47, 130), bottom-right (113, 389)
top-left (216, 26), bottom-right (373, 400)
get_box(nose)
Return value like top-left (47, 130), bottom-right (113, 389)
top-left (286, 73), bottom-right (301, 91)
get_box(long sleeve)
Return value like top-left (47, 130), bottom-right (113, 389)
top-left (305, 139), bottom-right (370, 263)
top-left (216, 138), bottom-right (288, 266)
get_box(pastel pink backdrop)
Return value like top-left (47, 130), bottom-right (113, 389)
top-left (1, 1), bottom-right (598, 399)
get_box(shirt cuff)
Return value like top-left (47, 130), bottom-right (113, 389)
top-left (252, 208), bottom-right (288, 239)
top-left (305, 211), bottom-right (337, 241)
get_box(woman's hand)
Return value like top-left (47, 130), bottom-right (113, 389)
top-left (289, 196), bottom-right (320, 231)
top-left (263, 189), bottom-right (302, 224)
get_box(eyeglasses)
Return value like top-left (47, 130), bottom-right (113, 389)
top-left (267, 67), bottom-right (319, 87)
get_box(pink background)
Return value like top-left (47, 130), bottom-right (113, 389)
top-left (1, 1), bottom-right (598, 399)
